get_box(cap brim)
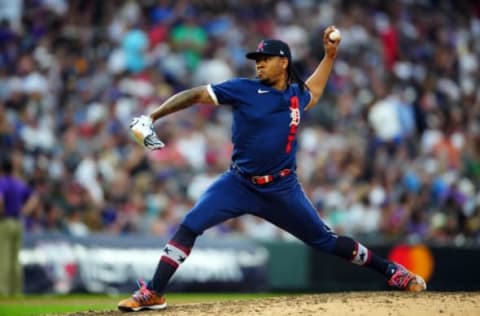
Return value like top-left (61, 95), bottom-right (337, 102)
top-left (245, 51), bottom-right (280, 60)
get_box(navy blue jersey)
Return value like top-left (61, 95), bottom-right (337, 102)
top-left (208, 78), bottom-right (311, 175)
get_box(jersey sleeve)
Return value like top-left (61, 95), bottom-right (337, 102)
top-left (207, 78), bottom-right (245, 106)
top-left (297, 86), bottom-right (312, 110)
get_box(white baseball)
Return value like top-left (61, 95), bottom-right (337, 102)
top-left (329, 29), bottom-right (341, 42)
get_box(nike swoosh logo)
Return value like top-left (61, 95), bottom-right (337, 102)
top-left (257, 89), bottom-right (270, 94)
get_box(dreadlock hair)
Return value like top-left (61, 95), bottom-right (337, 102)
top-left (287, 61), bottom-right (308, 92)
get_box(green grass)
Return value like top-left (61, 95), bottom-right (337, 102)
top-left (0, 293), bottom-right (280, 316)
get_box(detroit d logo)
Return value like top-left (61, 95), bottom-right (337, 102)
top-left (289, 105), bottom-right (300, 126)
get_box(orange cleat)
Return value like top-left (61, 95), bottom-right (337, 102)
top-left (117, 280), bottom-right (167, 312)
top-left (387, 263), bottom-right (427, 292)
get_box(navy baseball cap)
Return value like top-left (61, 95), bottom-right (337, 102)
top-left (246, 39), bottom-right (291, 60)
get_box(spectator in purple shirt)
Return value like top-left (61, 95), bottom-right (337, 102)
top-left (0, 155), bottom-right (38, 295)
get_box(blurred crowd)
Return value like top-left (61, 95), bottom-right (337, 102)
top-left (1, 0), bottom-right (480, 245)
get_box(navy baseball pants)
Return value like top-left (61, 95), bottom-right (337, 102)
top-left (182, 170), bottom-right (337, 253)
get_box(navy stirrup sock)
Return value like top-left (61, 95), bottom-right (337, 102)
top-left (150, 225), bottom-right (198, 293)
top-left (333, 236), bottom-right (391, 277)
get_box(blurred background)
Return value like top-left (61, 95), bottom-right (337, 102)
top-left (1, 0), bottom-right (480, 296)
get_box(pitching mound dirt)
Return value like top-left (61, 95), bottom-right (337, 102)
top-left (62, 292), bottom-right (480, 316)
